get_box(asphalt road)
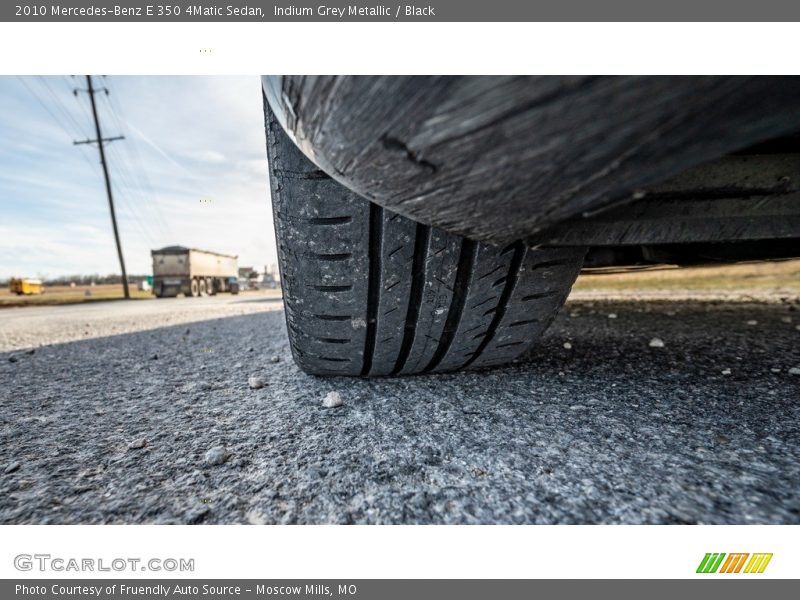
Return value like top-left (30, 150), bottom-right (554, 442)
top-left (1, 296), bottom-right (799, 524)
top-left (0, 291), bottom-right (284, 352)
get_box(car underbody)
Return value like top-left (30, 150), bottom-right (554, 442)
top-left (263, 76), bottom-right (800, 376)
top-left (264, 75), bottom-right (800, 268)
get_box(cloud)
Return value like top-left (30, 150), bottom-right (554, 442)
top-left (187, 150), bottom-right (227, 163)
top-left (0, 76), bottom-right (276, 279)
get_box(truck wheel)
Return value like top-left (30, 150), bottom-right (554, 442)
top-left (190, 279), bottom-right (199, 297)
top-left (206, 278), bottom-right (216, 295)
top-left (199, 279), bottom-right (207, 296)
top-left (267, 104), bottom-right (586, 377)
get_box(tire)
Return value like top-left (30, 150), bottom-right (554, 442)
top-left (190, 279), bottom-right (199, 297)
top-left (266, 100), bottom-right (586, 377)
top-left (207, 278), bottom-right (216, 295)
top-left (199, 279), bottom-right (207, 296)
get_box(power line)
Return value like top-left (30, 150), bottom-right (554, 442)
top-left (103, 148), bottom-right (163, 246)
top-left (23, 75), bottom-right (174, 258)
top-left (19, 76), bottom-right (156, 277)
top-left (99, 82), bottom-right (174, 241)
top-left (104, 136), bottom-right (170, 241)
top-left (19, 77), bottom-right (107, 177)
top-left (38, 76), bottom-right (89, 138)
top-left (17, 77), bottom-right (82, 142)
top-left (17, 76), bottom-right (110, 188)
top-left (109, 178), bottom-right (159, 248)
top-left (70, 77), bottom-right (99, 130)
top-left (81, 80), bottom-right (172, 246)
top-left (73, 75), bottom-right (130, 299)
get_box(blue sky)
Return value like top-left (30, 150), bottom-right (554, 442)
top-left (0, 76), bottom-right (275, 278)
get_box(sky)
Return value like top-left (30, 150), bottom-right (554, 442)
top-left (0, 76), bottom-right (276, 279)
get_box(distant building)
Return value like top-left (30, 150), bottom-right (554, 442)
top-left (265, 263), bottom-right (280, 283)
top-left (238, 267), bottom-right (260, 290)
top-left (238, 266), bottom-right (257, 280)
top-left (262, 264), bottom-right (280, 288)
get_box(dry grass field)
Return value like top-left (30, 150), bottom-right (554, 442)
top-left (573, 259), bottom-right (800, 294)
top-left (0, 283), bottom-right (153, 307)
top-left (2, 259), bottom-right (798, 308)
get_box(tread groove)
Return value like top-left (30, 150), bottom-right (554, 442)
top-left (391, 223), bottom-right (429, 375)
top-left (312, 313), bottom-right (351, 321)
top-left (463, 242), bottom-right (526, 368)
top-left (492, 276), bottom-right (508, 288)
top-left (422, 238), bottom-right (477, 373)
top-left (360, 203), bottom-right (383, 377)
top-left (521, 290), bottom-right (559, 302)
top-left (496, 341), bottom-right (524, 349)
top-left (500, 242), bottom-right (518, 256)
top-left (470, 296), bottom-right (496, 310)
top-left (478, 264), bottom-right (504, 281)
top-left (304, 216), bottom-right (353, 225)
top-left (309, 284), bottom-right (353, 292)
top-left (306, 253), bottom-right (353, 262)
top-left (313, 337), bottom-right (351, 344)
top-left (530, 259), bottom-right (570, 270)
top-left (509, 318), bottom-right (541, 327)
top-left (317, 356), bottom-right (351, 363)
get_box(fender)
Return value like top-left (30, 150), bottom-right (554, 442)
top-left (263, 75), bottom-right (800, 246)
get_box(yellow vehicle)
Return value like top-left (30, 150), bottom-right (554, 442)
top-left (9, 278), bottom-right (44, 295)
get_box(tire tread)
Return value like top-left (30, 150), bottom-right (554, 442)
top-left (266, 97), bottom-right (585, 377)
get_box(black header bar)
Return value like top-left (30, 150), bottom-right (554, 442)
top-left (5, 1), bottom-right (800, 22)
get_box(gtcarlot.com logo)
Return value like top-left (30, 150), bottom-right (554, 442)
top-left (14, 554), bottom-right (195, 572)
top-left (696, 553), bottom-right (773, 574)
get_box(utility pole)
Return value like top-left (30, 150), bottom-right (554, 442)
top-left (74, 75), bottom-right (129, 298)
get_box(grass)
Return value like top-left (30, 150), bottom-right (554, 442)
top-left (573, 259), bottom-right (800, 292)
top-left (0, 284), bottom-right (153, 308)
top-left (3, 259), bottom-right (798, 307)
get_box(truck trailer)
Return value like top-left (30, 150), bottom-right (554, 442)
top-left (151, 246), bottom-right (239, 298)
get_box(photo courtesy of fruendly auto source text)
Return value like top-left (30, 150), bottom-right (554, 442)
top-left (0, 1), bottom-right (799, 596)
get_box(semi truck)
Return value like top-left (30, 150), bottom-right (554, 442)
top-left (151, 246), bottom-right (239, 298)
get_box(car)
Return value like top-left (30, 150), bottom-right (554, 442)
top-left (262, 75), bottom-right (800, 377)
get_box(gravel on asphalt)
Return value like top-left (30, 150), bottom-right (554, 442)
top-left (1, 298), bottom-right (798, 524)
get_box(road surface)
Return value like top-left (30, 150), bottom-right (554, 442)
top-left (1, 293), bottom-right (798, 524)
top-left (0, 291), bottom-right (283, 352)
